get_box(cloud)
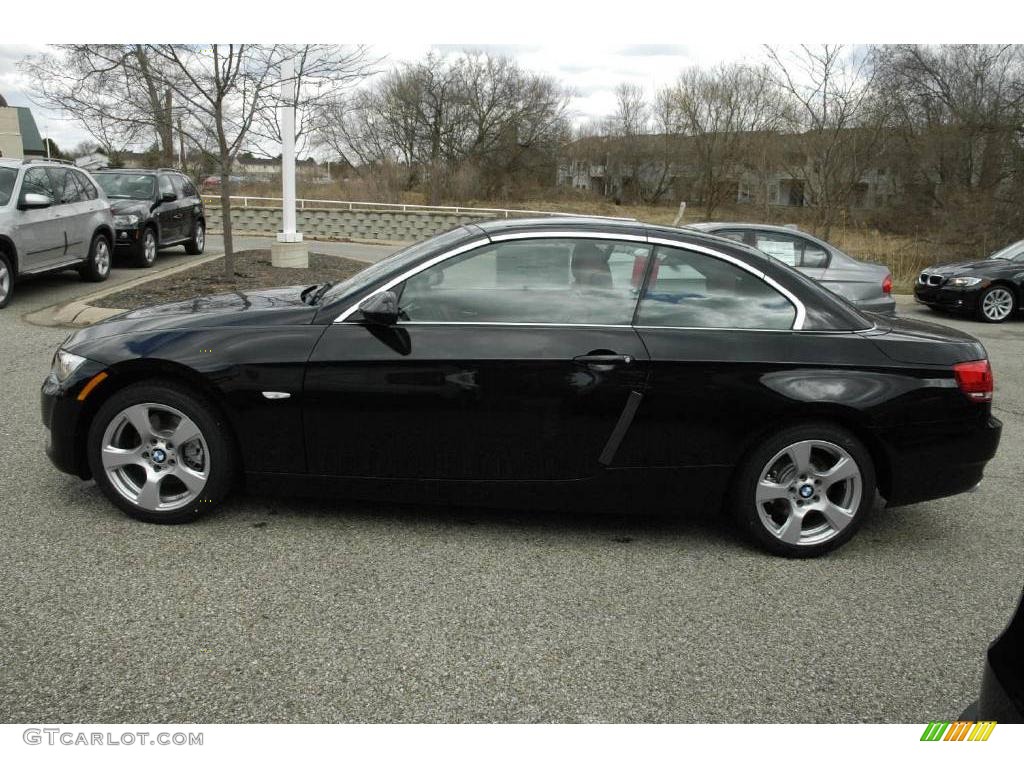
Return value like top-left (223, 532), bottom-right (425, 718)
top-left (617, 44), bottom-right (690, 57)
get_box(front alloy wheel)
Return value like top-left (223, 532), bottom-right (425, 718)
top-left (87, 381), bottom-right (235, 523)
top-left (978, 285), bottom-right (1015, 323)
top-left (100, 402), bottom-right (209, 512)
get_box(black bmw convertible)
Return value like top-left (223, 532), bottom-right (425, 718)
top-left (42, 218), bottom-right (1002, 557)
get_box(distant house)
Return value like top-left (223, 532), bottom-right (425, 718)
top-left (0, 95), bottom-right (46, 160)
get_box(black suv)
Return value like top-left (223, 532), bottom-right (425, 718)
top-left (93, 169), bottom-right (205, 267)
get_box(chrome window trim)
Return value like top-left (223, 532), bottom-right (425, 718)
top-left (333, 230), bottom-right (808, 330)
top-left (646, 236), bottom-right (806, 330)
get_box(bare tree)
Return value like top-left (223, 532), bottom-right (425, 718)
top-left (661, 63), bottom-right (781, 219)
top-left (141, 44), bottom-right (291, 277)
top-left (766, 45), bottom-right (886, 237)
top-left (317, 51), bottom-right (570, 202)
top-left (20, 45), bottom-right (177, 164)
top-left (872, 44), bottom-right (1024, 239)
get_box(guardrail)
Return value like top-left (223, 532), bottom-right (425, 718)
top-left (200, 194), bottom-right (633, 221)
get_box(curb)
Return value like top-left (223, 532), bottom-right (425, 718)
top-left (24, 251), bottom-right (225, 328)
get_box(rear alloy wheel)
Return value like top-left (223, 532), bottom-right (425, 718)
top-left (87, 382), bottom-right (235, 523)
top-left (79, 233), bottom-right (112, 282)
top-left (978, 285), bottom-right (1015, 323)
top-left (0, 253), bottom-right (12, 309)
top-left (733, 424), bottom-right (875, 557)
top-left (185, 220), bottom-right (205, 255)
top-left (134, 227), bottom-right (158, 268)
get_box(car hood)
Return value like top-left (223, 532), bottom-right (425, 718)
top-left (862, 313), bottom-right (987, 365)
top-left (925, 259), bottom-right (1023, 278)
top-left (66, 286), bottom-right (319, 349)
top-left (109, 199), bottom-right (153, 216)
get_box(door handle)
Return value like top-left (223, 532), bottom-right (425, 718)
top-left (573, 353), bottom-right (633, 366)
top-left (173, 214), bottom-right (183, 219)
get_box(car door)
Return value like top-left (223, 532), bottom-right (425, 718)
top-left (303, 235), bottom-right (652, 482)
top-left (624, 240), bottom-right (813, 491)
top-left (156, 174), bottom-right (181, 242)
top-left (170, 174), bottom-right (195, 239)
top-left (14, 167), bottom-right (65, 272)
top-left (48, 168), bottom-right (91, 261)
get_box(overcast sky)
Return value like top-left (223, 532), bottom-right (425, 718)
top-left (0, 42), bottom-right (765, 155)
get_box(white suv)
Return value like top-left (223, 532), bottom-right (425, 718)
top-left (0, 158), bottom-right (115, 308)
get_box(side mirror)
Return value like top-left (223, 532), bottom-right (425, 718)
top-left (161, 192), bottom-right (177, 203)
top-left (359, 291), bottom-right (399, 325)
top-left (20, 193), bottom-right (53, 210)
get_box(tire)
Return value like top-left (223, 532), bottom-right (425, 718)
top-left (977, 285), bottom-right (1016, 323)
top-left (133, 226), bottom-right (158, 268)
top-left (0, 252), bottom-right (12, 309)
top-left (87, 380), bottom-right (236, 524)
top-left (185, 219), bottom-right (205, 255)
top-left (730, 423), bottom-right (876, 558)
top-left (79, 232), bottom-right (112, 282)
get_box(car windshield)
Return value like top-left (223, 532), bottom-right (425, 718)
top-left (95, 173), bottom-right (156, 200)
top-left (0, 167), bottom-right (16, 206)
top-left (316, 226), bottom-right (476, 305)
top-left (989, 240), bottom-right (1024, 261)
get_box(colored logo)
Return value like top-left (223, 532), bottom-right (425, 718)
top-left (921, 721), bottom-right (996, 742)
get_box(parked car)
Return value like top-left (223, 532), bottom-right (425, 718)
top-left (41, 218), bottom-right (1001, 557)
top-left (914, 239), bottom-right (1024, 323)
top-left (960, 583), bottom-right (1024, 723)
top-left (93, 169), bottom-right (205, 268)
top-left (0, 158), bottom-right (114, 309)
top-left (688, 222), bottom-right (896, 316)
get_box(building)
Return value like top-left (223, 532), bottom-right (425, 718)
top-left (0, 94), bottom-right (46, 160)
top-left (557, 130), bottom-right (901, 211)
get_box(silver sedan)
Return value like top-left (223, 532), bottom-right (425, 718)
top-left (688, 222), bottom-right (896, 316)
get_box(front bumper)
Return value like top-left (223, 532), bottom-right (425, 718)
top-left (114, 227), bottom-right (143, 248)
top-left (913, 282), bottom-right (984, 314)
top-left (41, 361), bottom-right (108, 479)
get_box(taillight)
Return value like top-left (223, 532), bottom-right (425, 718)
top-left (882, 273), bottom-right (893, 295)
top-left (954, 359), bottom-right (993, 402)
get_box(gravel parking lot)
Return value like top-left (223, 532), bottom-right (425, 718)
top-left (0, 245), bottom-right (1021, 723)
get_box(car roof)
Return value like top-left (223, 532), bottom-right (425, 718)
top-left (689, 221), bottom-right (809, 235)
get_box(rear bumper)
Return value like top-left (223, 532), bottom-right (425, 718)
top-left (855, 295), bottom-right (897, 316)
top-left (878, 414), bottom-right (1002, 507)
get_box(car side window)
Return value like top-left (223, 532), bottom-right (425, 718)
top-left (636, 245), bottom-right (797, 330)
top-left (47, 169), bottom-right (83, 205)
top-left (754, 231), bottom-right (830, 269)
top-left (715, 229), bottom-right (755, 247)
top-left (21, 167), bottom-right (57, 203)
top-left (395, 238), bottom-right (651, 325)
top-left (158, 175), bottom-right (176, 199)
top-left (74, 171), bottom-right (99, 200)
top-left (178, 175), bottom-right (198, 198)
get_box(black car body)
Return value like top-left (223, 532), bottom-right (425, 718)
top-left (914, 239), bottom-right (1024, 323)
top-left (41, 218), bottom-right (1002, 556)
top-left (962, 584), bottom-right (1024, 723)
top-left (92, 169), bottom-right (206, 267)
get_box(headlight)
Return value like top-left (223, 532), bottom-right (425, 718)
top-left (114, 214), bottom-right (141, 227)
top-left (948, 276), bottom-right (983, 287)
top-left (51, 349), bottom-right (87, 381)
